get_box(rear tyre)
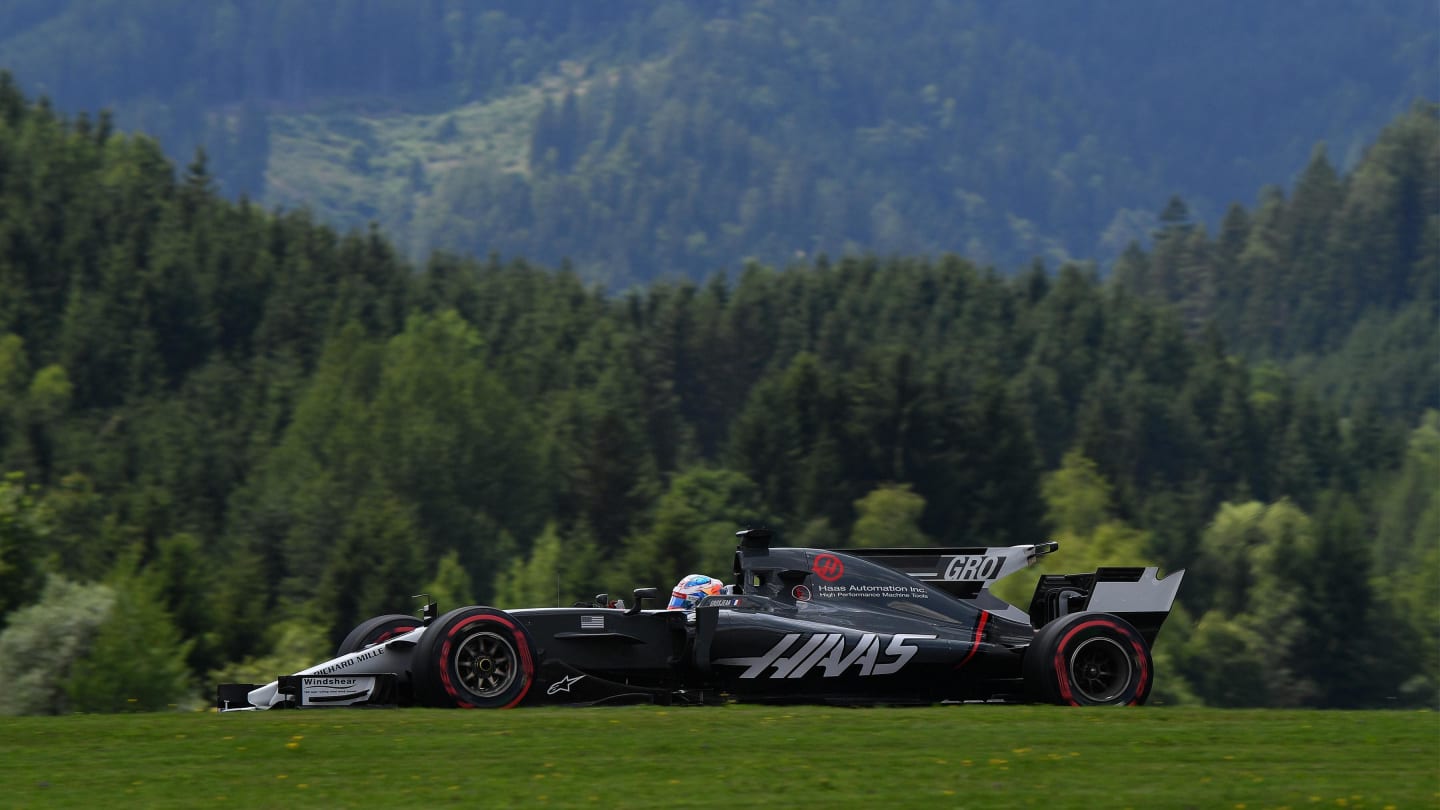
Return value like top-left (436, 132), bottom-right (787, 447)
top-left (1023, 612), bottom-right (1153, 706)
top-left (336, 614), bottom-right (420, 657)
top-left (411, 607), bottom-right (535, 708)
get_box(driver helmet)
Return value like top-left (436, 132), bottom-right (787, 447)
top-left (667, 574), bottom-right (724, 610)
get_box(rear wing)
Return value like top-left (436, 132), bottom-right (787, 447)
top-left (1028, 567), bottom-right (1185, 645)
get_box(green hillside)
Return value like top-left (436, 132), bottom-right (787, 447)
top-left (261, 67), bottom-right (561, 256)
top-left (0, 1), bottom-right (1433, 285)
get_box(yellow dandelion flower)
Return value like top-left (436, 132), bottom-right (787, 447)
top-left (988, 759), bottom-right (1008, 765)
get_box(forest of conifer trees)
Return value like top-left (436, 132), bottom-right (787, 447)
top-left (0, 72), bottom-right (1435, 713)
top-left (1, 2), bottom-right (1430, 283)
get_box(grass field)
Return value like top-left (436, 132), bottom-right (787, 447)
top-left (2, 705), bottom-right (1435, 809)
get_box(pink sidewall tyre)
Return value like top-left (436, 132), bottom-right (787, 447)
top-left (1023, 612), bottom-right (1153, 706)
top-left (412, 607), bottom-right (535, 708)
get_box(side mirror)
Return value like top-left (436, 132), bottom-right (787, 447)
top-left (625, 587), bottom-right (661, 615)
top-left (413, 593), bottom-right (438, 625)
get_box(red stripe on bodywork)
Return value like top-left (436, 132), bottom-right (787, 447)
top-left (954, 611), bottom-right (990, 670)
top-left (438, 614), bottom-right (534, 709)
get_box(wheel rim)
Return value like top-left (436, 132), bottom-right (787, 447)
top-left (1067, 636), bottom-right (1132, 703)
top-left (453, 630), bottom-right (519, 699)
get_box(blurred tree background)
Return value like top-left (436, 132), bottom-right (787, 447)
top-left (0, 23), bottom-right (1435, 710)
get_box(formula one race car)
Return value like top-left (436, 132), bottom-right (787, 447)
top-left (217, 529), bottom-right (1184, 710)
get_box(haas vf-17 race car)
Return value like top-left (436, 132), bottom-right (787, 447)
top-left (218, 529), bottom-right (1184, 710)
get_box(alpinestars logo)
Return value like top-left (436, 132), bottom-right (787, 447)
top-left (546, 674), bottom-right (586, 695)
top-left (715, 633), bottom-right (935, 679)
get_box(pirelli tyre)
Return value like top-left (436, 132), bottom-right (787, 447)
top-left (411, 607), bottom-right (536, 709)
top-left (336, 614), bottom-right (421, 657)
top-left (1023, 612), bottom-right (1153, 706)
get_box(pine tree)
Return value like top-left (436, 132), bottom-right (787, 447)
top-left (65, 562), bottom-right (194, 713)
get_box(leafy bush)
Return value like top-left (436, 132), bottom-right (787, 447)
top-left (0, 577), bottom-right (114, 715)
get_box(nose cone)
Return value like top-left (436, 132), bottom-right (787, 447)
top-left (247, 681), bottom-right (280, 708)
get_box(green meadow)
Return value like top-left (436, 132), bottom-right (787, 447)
top-left (2, 705), bottom-right (1434, 809)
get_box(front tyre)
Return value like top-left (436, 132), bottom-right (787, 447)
top-left (411, 607), bottom-right (535, 708)
top-left (336, 614), bottom-right (420, 657)
top-left (1023, 612), bottom-right (1153, 706)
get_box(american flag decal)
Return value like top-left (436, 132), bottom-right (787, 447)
top-left (581, 615), bottom-right (604, 629)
